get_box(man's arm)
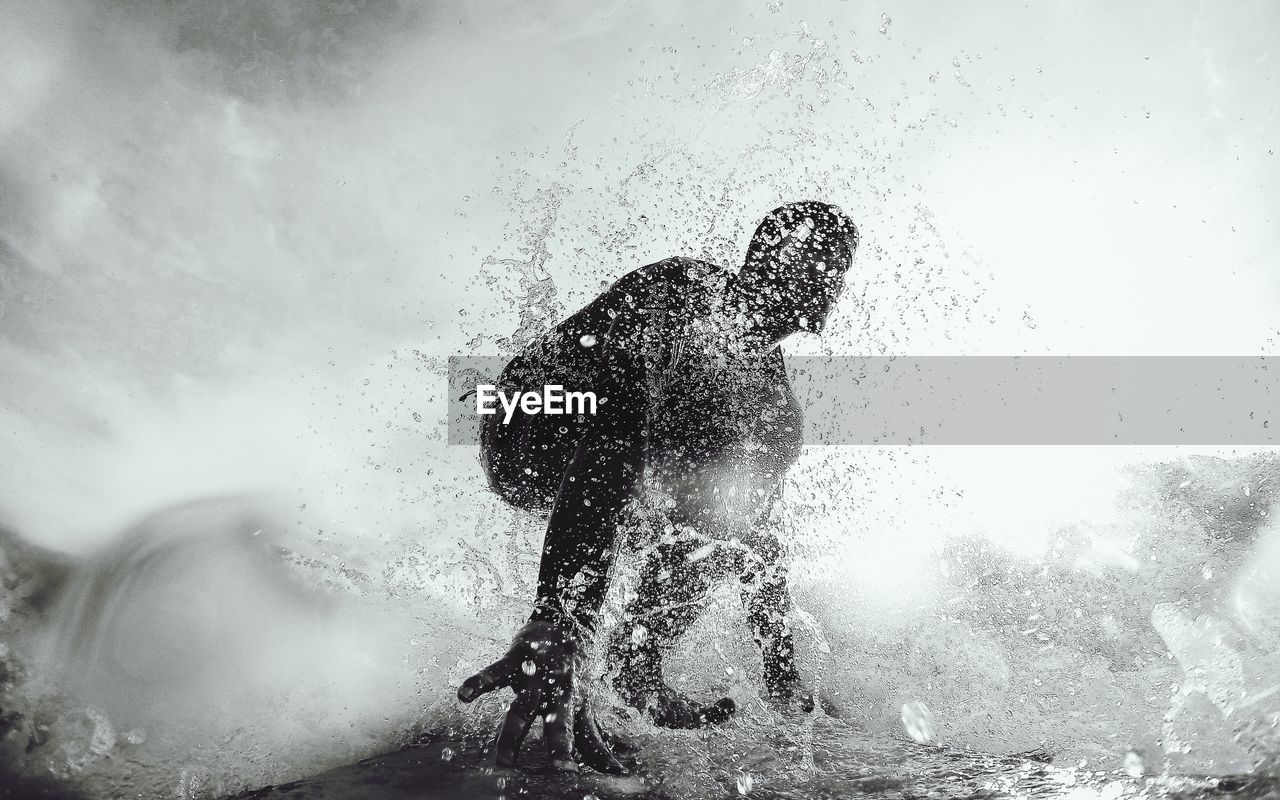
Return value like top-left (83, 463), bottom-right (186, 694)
top-left (529, 411), bottom-right (641, 632)
top-left (528, 260), bottom-right (708, 628)
top-left (530, 310), bottom-right (647, 634)
top-left (456, 303), bottom-right (650, 774)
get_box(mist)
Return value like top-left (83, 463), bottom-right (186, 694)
top-left (2, 0), bottom-right (1279, 796)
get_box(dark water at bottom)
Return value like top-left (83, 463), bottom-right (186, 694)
top-left (230, 717), bottom-right (1280, 800)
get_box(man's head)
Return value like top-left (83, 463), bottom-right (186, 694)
top-left (735, 201), bottom-right (859, 335)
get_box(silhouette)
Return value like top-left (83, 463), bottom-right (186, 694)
top-left (458, 201), bottom-right (859, 773)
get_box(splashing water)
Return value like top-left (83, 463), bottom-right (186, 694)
top-left (1, 1), bottom-right (1278, 798)
top-left (901, 701), bottom-right (936, 744)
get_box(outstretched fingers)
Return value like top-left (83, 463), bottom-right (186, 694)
top-left (573, 706), bottom-right (630, 775)
top-left (494, 688), bottom-right (544, 768)
top-left (542, 698), bottom-right (578, 772)
top-left (457, 656), bottom-right (517, 703)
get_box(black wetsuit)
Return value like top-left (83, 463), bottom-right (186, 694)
top-left (481, 255), bottom-right (804, 717)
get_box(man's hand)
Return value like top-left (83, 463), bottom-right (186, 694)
top-left (457, 621), bottom-right (629, 775)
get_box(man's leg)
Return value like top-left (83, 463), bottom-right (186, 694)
top-left (740, 532), bottom-right (804, 702)
top-left (606, 538), bottom-right (736, 728)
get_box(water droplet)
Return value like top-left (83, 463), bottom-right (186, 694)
top-left (1123, 749), bottom-right (1144, 777)
top-left (522, 660), bottom-right (537, 676)
top-left (687, 542), bottom-right (717, 562)
top-left (901, 701), bottom-right (935, 743)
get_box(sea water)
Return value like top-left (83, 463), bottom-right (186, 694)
top-left (3, 452), bottom-right (1279, 798)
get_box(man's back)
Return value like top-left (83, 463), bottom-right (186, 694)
top-left (480, 256), bottom-right (715, 512)
top-left (482, 255), bottom-right (802, 526)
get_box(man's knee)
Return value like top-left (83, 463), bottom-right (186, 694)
top-left (480, 415), bottom-right (552, 511)
top-left (479, 360), bottom-right (585, 513)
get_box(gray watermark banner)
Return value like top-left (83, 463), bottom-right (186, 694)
top-left (447, 356), bottom-right (1279, 446)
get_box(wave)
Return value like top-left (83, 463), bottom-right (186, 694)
top-left (0, 454), bottom-right (1277, 797)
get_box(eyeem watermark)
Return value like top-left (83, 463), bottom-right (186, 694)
top-left (476, 384), bottom-right (598, 424)
top-left (449, 355), bottom-right (1280, 445)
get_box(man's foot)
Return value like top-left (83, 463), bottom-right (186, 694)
top-left (650, 685), bottom-right (736, 729)
top-left (762, 680), bottom-right (814, 716)
top-left (766, 681), bottom-right (816, 714)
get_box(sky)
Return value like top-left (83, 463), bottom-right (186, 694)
top-left (0, 0), bottom-right (1277, 554)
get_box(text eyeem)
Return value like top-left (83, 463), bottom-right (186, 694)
top-left (475, 384), bottom-right (598, 424)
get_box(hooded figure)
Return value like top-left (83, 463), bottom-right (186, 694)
top-left (462, 202), bottom-right (859, 774)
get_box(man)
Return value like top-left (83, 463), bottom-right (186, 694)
top-left (457, 201), bottom-right (859, 774)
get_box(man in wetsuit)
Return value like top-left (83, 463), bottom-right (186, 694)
top-left (457, 201), bottom-right (859, 774)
